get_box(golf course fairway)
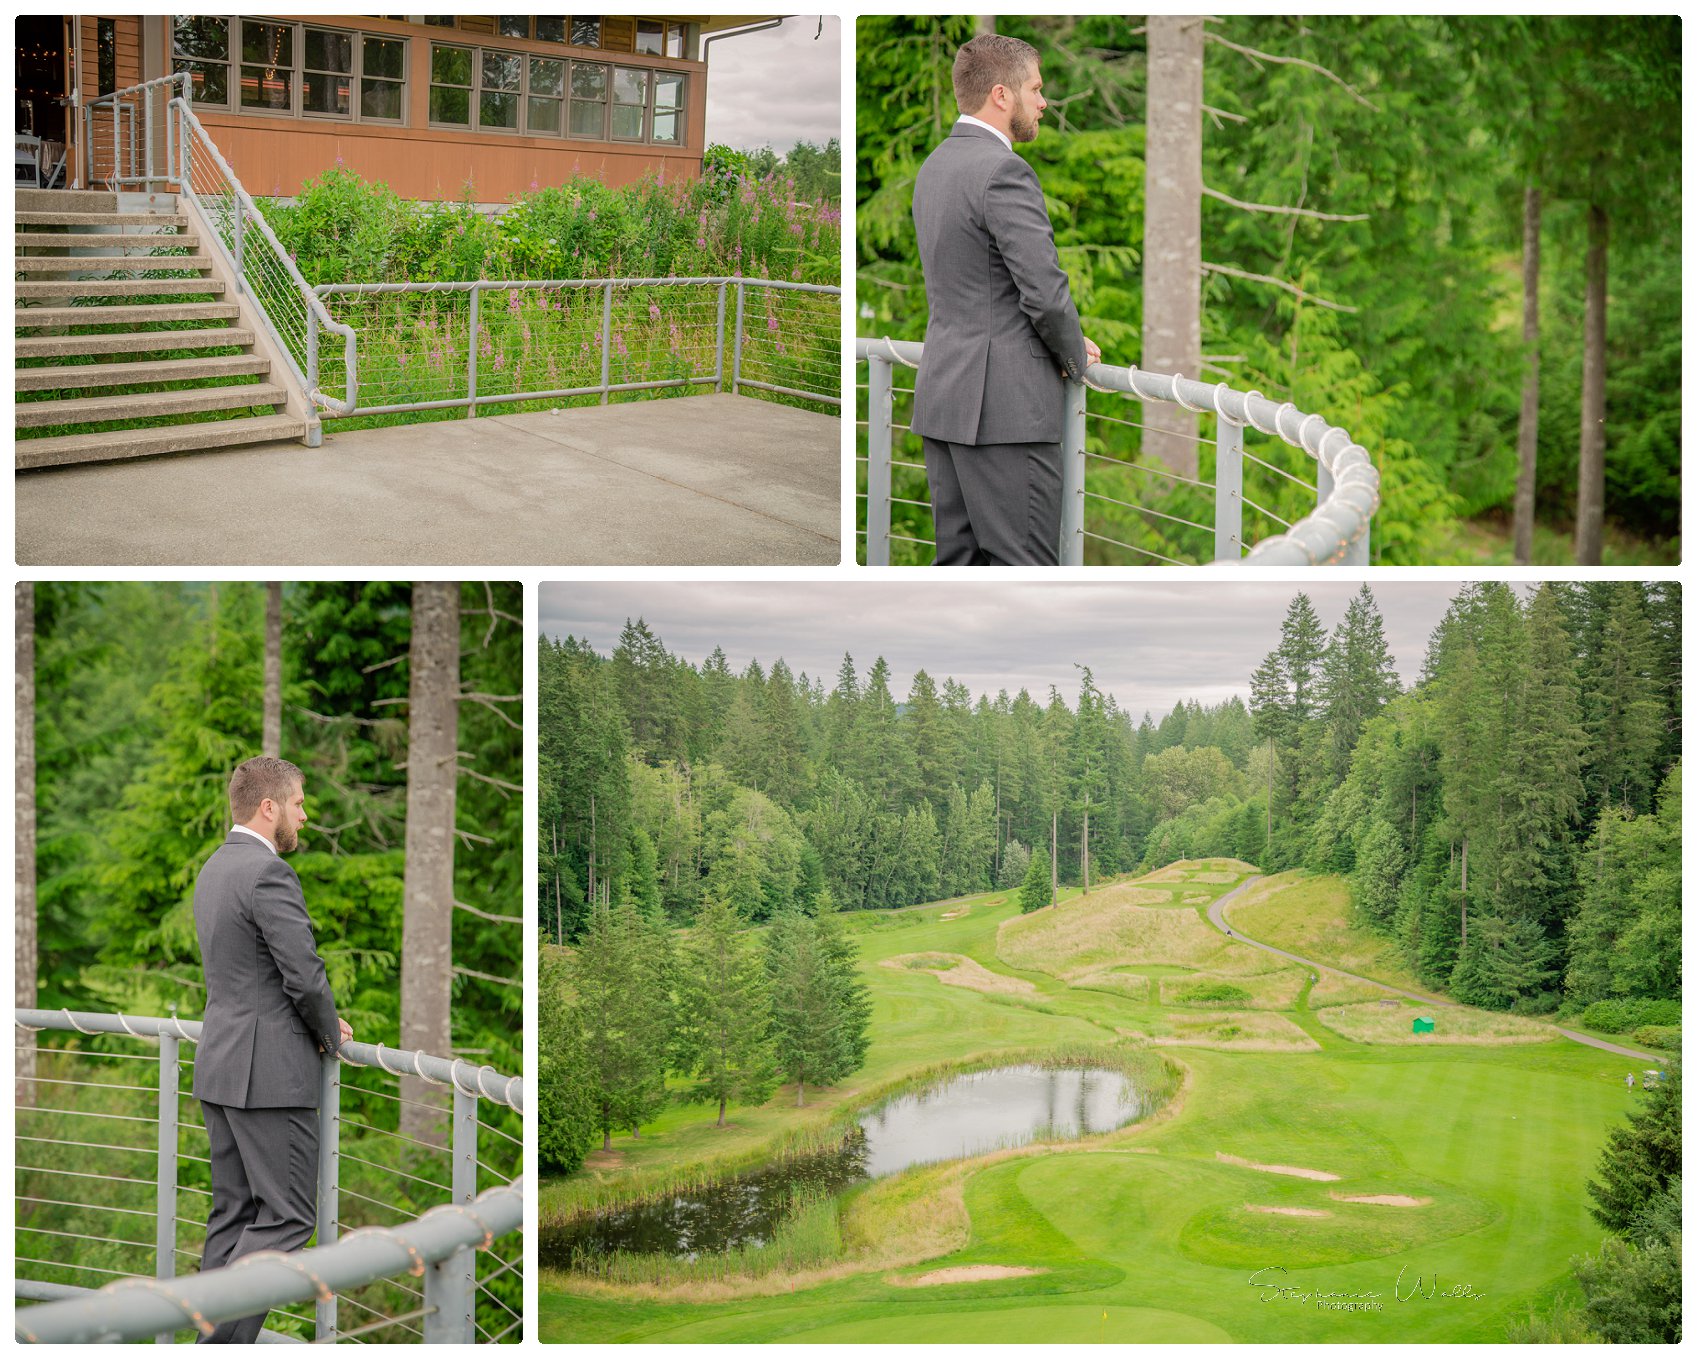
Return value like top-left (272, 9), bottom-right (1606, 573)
top-left (540, 861), bottom-right (1632, 1343)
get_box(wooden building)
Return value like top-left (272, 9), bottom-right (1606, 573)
top-left (21, 14), bottom-right (772, 202)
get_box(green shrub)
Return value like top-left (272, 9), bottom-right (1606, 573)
top-left (1177, 980), bottom-right (1252, 1007)
top-left (1583, 999), bottom-right (1681, 1034)
top-left (1631, 1026), bottom-right (1680, 1051)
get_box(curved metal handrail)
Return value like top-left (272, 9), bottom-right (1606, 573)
top-left (13, 1009), bottom-right (525, 1112)
top-left (16, 1179), bottom-right (523, 1344)
top-left (855, 336), bottom-right (1380, 565)
top-left (14, 1008), bottom-right (523, 1345)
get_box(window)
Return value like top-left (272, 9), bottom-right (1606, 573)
top-left (97, 18), bottom-right (117, 95)
top-left (611, 66), bottom-right (647, 140)
top-left (172, 16), bottom-right (230, 106)
top-left (427, 41), bottom-right (683, 145)
top-left (652, 72), bottom-right (683, 144)
top-left (635, 20), bottom-right (685, 59)
top-left (569, 16), bottom-right (602, 49)
top-left (423, 15), bottom-right (455, 26)
top-left (172, 17), bottom-right (406, 123)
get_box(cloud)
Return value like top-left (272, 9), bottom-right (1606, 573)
top-left (705, 16), bottom-right (841, 153)
top-left (539, 580), bottom-right (1495, 720)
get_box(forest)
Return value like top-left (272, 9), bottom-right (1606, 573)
top-left (20, 581), bottom-right (524, 1079)
top-left (856, 16), bottom-right (1680, 564)
top-left (539, 580), bottom-right (1679, 1022)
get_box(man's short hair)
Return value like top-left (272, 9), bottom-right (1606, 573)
top-left (229, 756), bottom-right (303, 823)
top-left (953, 34), bottom-right (1040, 116)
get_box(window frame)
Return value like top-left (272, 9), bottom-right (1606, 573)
top-left (428, 38), bottom-right (685, 146)
top-left (171, 16), bottom-right (408, 126)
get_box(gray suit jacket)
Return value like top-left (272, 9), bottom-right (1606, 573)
top-left (910, 121), bottom-right (1086, 446)
top-left (192, 832), bottom-right (342, 1109)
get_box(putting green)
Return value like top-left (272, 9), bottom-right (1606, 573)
top-left (540, 862), bottom-right (1628, 1343)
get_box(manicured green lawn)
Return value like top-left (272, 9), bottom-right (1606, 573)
top-left (540, 863), bottom-right (1626, 1342)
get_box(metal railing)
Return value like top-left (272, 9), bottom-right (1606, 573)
top-left (82, 72), bottom-right (189, 192)
top-left (856, 337), bottom-right (1379, 566)
top-left (14, 1009), bottom-right (523, 1345)
top-left (308, 277), bottom-right (841, 420)
top-left (172, 99), bottom-right (358, 418)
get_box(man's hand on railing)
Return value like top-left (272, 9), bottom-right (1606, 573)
top-left (1084, 337), bottom-right (1102, 369)
top-left (339, 1018), bottom-right (354, 1045)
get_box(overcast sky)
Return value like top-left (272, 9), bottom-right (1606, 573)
top-left (704, 16), bottom-right (841, 153)
top-left (539, 581), bottom-right (1523, 721)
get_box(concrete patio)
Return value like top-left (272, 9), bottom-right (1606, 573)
top-left (15, 393), bottom-right (841, 566)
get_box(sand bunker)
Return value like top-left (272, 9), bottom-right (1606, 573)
top-left (1245, 1205), bottom-right (1331, 1218)
top-left (1217, 1152), bottom-right (1340, 1181)
top-left (881, 953), bottom-right (1037, 997)
top-left (905, 1265), bottom-right (1044, 1286)
top-left (1332, 1193), bottom-right (1431, 1207)
top-left (940, 907), bottom-right (970, 921)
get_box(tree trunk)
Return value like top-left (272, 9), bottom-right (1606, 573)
top-left (399, 581), bottom-right (460, 1145)
top-left (1511, 186), bottom-right (1541, 565)
top-left (976, 16), bottom-right (995, 37)
top-left (1080, 804), bottom-right (1090, 894)
top-left (1050, 809), bottom-right (1058, 906)
top-left (16, 584), bottom-right (36, 1109)
top-left (1574, 201), bottom-right (1608, 566)
top-left (262, 581), bottom-right (282, 757)
top-left (1459, 835), bottom-right (1469, 949)
top-left (1141, 14), bottom-right (1205, 477)
top-left (718, 1094), bottom-right (727, 1127)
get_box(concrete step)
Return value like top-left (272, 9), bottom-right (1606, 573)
top-left (14, 255), bottom-right (215, 274)
top-left (16, 188), bottom-right (118, 213)
top-left (18, 412), bottom-right (307, 470)
top-left (16, 327), bottom-right (254, 359)
top-left (16, 383), bottom-right (287, 429)
top-left (16, 211), bottom-right (192, 228)
top-left (16, 231), bottom-right (199, 250)
top-left (15, 278), bottom-right (226, 300)
top-left (16, 354), bottom-right (272, 393)
top-left (15, 302), bottom-right (241, 329)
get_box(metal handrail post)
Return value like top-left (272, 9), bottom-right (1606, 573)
top-left (233, 204), bottom-right (246, 294)
top-left (423, 1089), bottom-right (479, 1343)
top-left (1343, 519), bottom-right (1370, 567)
top-left (466, 284), bottom-right (480, 419)
top-left (1316, 457), bottom-right (1335, 513)
top-left (144, 90), bottom-right (154, 187)
top-left (154, 1034), bottom-right (179, 1345)
top-left (111, 101), bottom-right (120, 188)
top-left (714, 281), bottom-right (727, 392)
top-left (127, 101), bottom-right (137, 183)
top-left (1214, 417), bottom-right (1244, 561)
top-left (315, 1052), bottom-right (339, 1341)
top-left (865, 354), bottom-right (893, 566)
top-left (600, 281), bottom-right (613, 405)
top-left (1059, 379), bottom-right (1087, 565)
top-left (731, 282), bottom-right (745, 396)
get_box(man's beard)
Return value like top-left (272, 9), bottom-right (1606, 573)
top-left (1009, 94), bottom-right (1039, 143)
top-left (275, 822), bottom-right (299, 854)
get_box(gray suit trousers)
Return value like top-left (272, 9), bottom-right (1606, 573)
top-left (924, 437), bottom-right (1062, 566)
top-left (198, 1102), bottom-right (319, 1344)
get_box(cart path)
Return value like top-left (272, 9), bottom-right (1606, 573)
top-left (1204, 876), bottom-right (1655, 1062)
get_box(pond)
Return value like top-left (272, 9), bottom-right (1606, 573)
top-left (542, 1065), bottom-right (1144, 1267)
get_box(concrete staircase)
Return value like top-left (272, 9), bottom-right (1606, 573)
top-left (14, 188), bottom-right (306, 470)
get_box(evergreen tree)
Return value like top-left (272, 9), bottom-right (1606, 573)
top-left (571, 900), bottom-right (665, 1149)
top-left (1585, 584), bottom-right (1666, 814)
top-left (1000, 838), bottom-right (1032, 891)
top-left (1588, 1064), bottom-right (1681, 1235)
top-left (765, 907), bottom-right (870, 1106)
top-left (1020, 844), bottom-right (1053, 913)
top-left (672, 896), bottom-right (778, 1126)
top-left (537, 947), bottom-right (598, 1173)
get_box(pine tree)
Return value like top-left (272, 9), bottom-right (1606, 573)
top-left (1020, 844), bottom-right (1053, 913)
top-left (765, 907), bottom-right (870, 1106)
top-left (571, 899), bottom-right (667, 1149)
top-left (672, 896), bottom-right (777, 1126)
top-left (1585, 585), bottom-right (1666, 814)
top-left (1588, 1064), bottom-right (1681, 1235)
top-left (538, 947), bottom-right (598, 1173)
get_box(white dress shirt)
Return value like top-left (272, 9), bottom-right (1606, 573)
top-left (231, 824), bottom-right (278, 855)
top-left (956, 113), bottom-right (1012, 151)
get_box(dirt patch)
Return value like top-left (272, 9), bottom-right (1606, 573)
top-left (881, 953), bottom-right (1038, 997)
top-left (940, 907), bottom-right (970, 921)
top-left (1245, 1204), bottom-right (1331, 1217)
top-left (901, 1264), bottom-right (1045, 1287)
top-left (1332, 1193), bottom-right (1431, 1207)
top-left (1217, 1152), bottom-right (1340, 1181)
top-left (581, 1149), bottom-right (628, 1171)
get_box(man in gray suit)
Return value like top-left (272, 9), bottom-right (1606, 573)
top-left (911, 33), bottom-right (1100, 565)
top-left (193, 756), bottom-right (351, 1344)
